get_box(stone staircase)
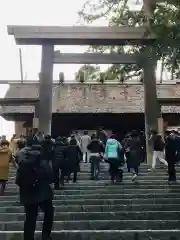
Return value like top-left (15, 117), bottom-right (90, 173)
top-left (1, 163), bottom-right (180, 240)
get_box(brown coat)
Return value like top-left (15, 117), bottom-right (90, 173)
top-left (0, 147), bottom-right (10, 181)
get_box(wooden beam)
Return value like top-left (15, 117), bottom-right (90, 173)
top-left (158, 98), bottom-right (180, 106)
top-left (0, 98), bottom-right (39, 106)
top-left (53, 52), bottom-right (137, 64)
top-left (7, 25), bottom-right (156, 45)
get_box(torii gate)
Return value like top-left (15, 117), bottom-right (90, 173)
top-left (7, 0), bottom-right (161, 164)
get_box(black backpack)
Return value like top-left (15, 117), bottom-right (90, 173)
top-left (15, 148), bottom-right (45, 191)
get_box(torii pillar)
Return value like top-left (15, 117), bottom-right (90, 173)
top-left (143, 0), bottom-right (161, 165)
top-left (38, 44), bottom-right (54, 135)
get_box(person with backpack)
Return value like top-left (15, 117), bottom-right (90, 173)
top-left (105, 134), bottom-right (124, 184)
top-left (15, 137), bottom-right (54, 240)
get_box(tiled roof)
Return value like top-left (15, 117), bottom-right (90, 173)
top-left (1, 83), bottom-right (180, 114)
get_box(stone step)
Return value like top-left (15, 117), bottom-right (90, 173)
top-left (7, 171), bottom-right (175, 178)
top-left (5, 182), bottom-right (180, 189)
top-left (0, 220), bottom-right (179, 231)
top-left (7, 179), bottom-right (175, 186)
top-left (8, 173), bottom-right (173, 180)
top-left (1, 204), bottom-right (180, 213)
top-left (4, 188), bottom-right (179, 195)
top-left (9, 163), bottom-right (167, 170)
top-left (8, 166), bottom-right (171, 172)
top-left (0, 211), bottom-right (180, 221)
top-left (0, 201), bottom-right (180, 213)
top-left (1, 193), bottom-right (180, 201)
top-left (0, 230), bottom-right (180, 240)
top-left (1, 198), bottom-right (180, 206)
top-left (3, 187), bottom-right (180, 195)
top-left (9, 168), bottom-right (174, 175)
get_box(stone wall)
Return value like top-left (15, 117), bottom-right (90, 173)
top-left (3, 83), bottom-right (180, 114)
top-left (56, 84), bottom-right (180, 113)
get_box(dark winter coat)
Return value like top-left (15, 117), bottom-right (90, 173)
top-left (165, 135), bottom-right (180, 163)
top-left (41, 139), bottom-right (55, 163)
top-left (17, 146), bottom-right (53, 205)
top-left (54, 139), bottom-right (67, 170)
top-left (87, 139), bottom-right (105, 154)
top-left (63, 145), bottom-right (82, 174)
top-left (153, 135), bottom-right (165, 151)
top-left (125, 136), bottom-right (141, 169)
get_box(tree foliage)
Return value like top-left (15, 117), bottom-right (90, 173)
top-left (78, 0), bottom-right (180, 81)
top-left (75, 64), bottom-right (100, 82)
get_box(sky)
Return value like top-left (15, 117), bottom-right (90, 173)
top-left (0, 0), bottom-right (92, 138)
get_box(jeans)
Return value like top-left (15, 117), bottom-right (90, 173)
top-left (108, 158), bottom-right (122, 182)
top-left (90, 156), bottom-right (100, 180)
top-left (24, 200), bottom-right (54, 240)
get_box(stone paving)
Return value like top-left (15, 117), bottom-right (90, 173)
top-left (1, 163), bottom-right (180, 239)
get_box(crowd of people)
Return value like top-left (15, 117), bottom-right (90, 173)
top-left (0, 127), bottom-right (179, 240)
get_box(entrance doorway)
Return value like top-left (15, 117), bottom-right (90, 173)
top-left (52, 113), bottom-right (144, 139)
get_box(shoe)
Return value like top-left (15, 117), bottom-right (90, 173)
top-left (148, 168), bottom-right (155, 171)
top-left (168, 180), bottom-right (177, 185)
top-left (132, 174), bottom-right (137, 181)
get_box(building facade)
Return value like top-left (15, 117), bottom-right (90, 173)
top-left (1, 83), bottom-right (180, 137)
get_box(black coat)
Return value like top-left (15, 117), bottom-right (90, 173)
top-left (125, 137), bottom-right (141, 169)
top-left (63, 145), bottom-right (82, 174)
top-left (87, 139), bottom-right (105, 154)
top-left (18, 146), bottom-right (53, 205)
top-left (165, 135), bottom-right (180, 163)
top-left (153, 135), bottom-right (165, 151)
top-left (41, 139), bottom-right (55, 163)
top-left (53, 140), bottom-right (67, 170)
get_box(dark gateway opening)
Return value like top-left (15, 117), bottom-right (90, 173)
top-left (51, 113), bottom-right (180, 139)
